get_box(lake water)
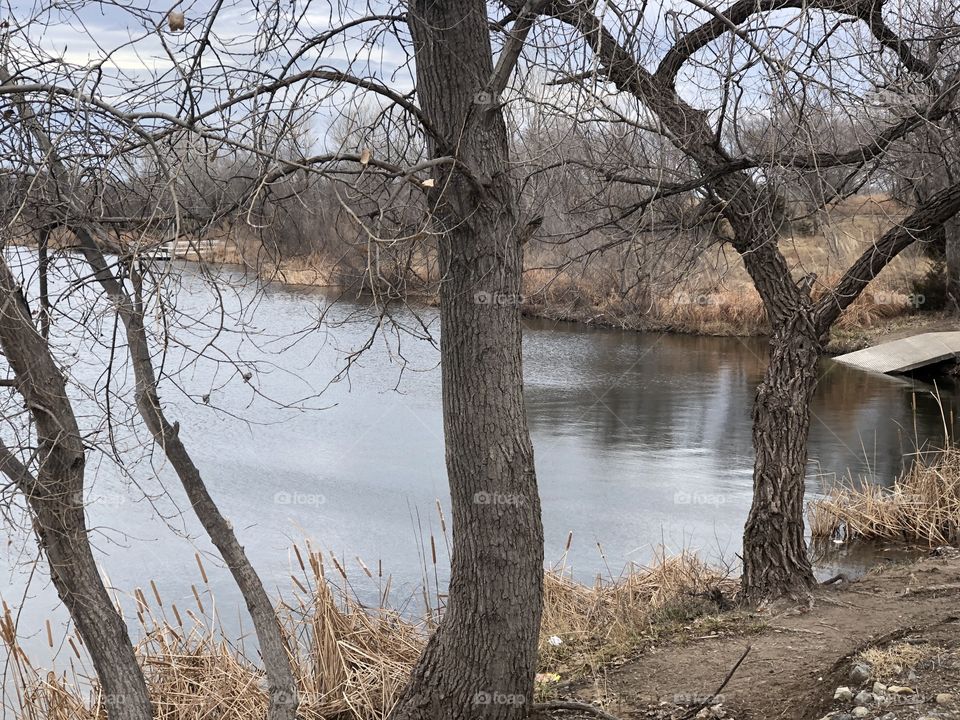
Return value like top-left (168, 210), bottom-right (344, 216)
top-left (0, 257), bottom-right (956, 670)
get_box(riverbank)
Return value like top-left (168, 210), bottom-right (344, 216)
top-left (7, 547), bottom-right (960, 720)
top-left (188, 195), bottom-right (953, 354)
top-left (549, 548), bottom-right (960, 720)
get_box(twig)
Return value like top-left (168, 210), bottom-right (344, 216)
top-left (530, 700), bottom-right (625, 720)
top-left (681, 644), bottom-right (752, 719)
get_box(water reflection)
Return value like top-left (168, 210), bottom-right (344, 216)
top-left (0, 259), bottom-right (956, 666)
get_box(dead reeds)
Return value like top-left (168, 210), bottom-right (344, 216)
top-left (3, 541), bottom-right (733, 719)
top-left (808, 446), bottom-right (960, 546)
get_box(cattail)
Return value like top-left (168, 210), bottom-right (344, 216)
top-left (150, 579), bottom-right (163, 608)
top-left (191, 584), bottom-right (205, 615)
top-left (356, 556), bottom-right (373, 578)
top-left (195, 553), bottom-right (209, 584)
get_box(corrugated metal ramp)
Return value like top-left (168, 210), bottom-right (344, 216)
top-left (833, 331), bottom-right (960, 374)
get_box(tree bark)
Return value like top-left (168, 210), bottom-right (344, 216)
top-left (388, 2), bottom-right (544, 719)
top-left (741, 314), bottom-right (820, 604)
top-left (0, 254), bottom-right (153, 720)
top-left (945, 215), bottom-right (960, 312)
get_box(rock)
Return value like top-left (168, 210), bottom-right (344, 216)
top-left (850, 665), bottom-right (873, 684)
top-left (878, 714), bottom-right (896, 720)
top-left (836, 687), bottom-right (856, 702)
top-left (887, 687), bottom-right (916, 695)
top-left (852, 707), bottom-right (870, 718)
top-left (855, 691), bottom-right (874, 706)
top-left (873, 682), bottom-right (888, 695)
top-left (936, 693), bottom-right (956, 705)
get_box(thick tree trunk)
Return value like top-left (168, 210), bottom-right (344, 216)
top-left (389, 3), bottom-right (544, 719)
top-left (945, 216), bottom-right (960, 312)
top-left (741, 313), bottom-right (820, 604)
top-left (0, 254), bottom-right (153, 720)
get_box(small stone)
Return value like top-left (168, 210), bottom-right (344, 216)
top-left (836, 687), bottom-right (855, 702)
top-left (855, 691), bottom-right (874, 706)
top-left (852, 707), bottom-right (870, 718)
top-left (873, 683), bottom-right (888, 695)
top-left (887, 686), bottom-right (915, 695)
top-left (850, 665), bottom-right (873, 684)
top-left (936, 693), bottom-right (956, 706)
top-left (877, 714), bottom-right (896, 720)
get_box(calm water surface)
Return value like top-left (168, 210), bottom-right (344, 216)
top-left (0, 258), bottom-right (956, 667)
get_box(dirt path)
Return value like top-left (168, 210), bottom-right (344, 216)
top-left (561, 552), bottom-right (960, 720)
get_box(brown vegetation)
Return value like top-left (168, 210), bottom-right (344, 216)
top-left (809, 446), bottom-right (960, 546)
top-left (2, 549), bottom-right (732, 720)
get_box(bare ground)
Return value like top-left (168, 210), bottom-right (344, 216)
top-left (543, 550), bottom-right (960, 720)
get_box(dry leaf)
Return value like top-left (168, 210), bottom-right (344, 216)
top-left (360, 148), bottom-right (372, 165)
top-left (168, 11), bottom-right (185, 31)
top-left (421, 178), bottom-right (435, 188)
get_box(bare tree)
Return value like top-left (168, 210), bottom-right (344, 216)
top-left (500, 0), bottom-right (960, 601)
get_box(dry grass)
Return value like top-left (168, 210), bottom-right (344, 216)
top-left (3, 545), bottom-right (424, 720)
top-left (521, 200), bottom-right (928, 336)
top-left (858, 642), bottom-right (940, 681)
top-left (539, 547), bottom-right (738, 678)
top-left (3, 543), bottom-right (734, 719)
top-left (808, 446), bottom-right (960, 546)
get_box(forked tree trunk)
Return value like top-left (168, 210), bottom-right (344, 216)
top-left (74, 233), bottom-right (299, 720)
top-left (389, 2), bottom-right (544, 719)
top-left (0, 254), bottom-right (153, 720)
top-left (741, 313), bottom-right (821, 604)
top-left (2, 58), bottom-right (299, 717)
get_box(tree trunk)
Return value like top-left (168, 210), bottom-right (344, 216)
top-left (389, 3), bottom-right (544, 719)
top-left (945, 215), bottom-right (960, 312)
top-left (741, 312), bottom-right (820, 604)
top-left (0, 254), bottom-right (153, 720)
top-left (2, 57), bottom-right (299, 717)
top-left (75, 234), bottom-right (299, 720)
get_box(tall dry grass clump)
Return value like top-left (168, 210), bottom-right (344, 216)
top-left (538, 543), bottom-right (737, 677)
top-left (3, 546), bottom-right (424, 720)
top-left (809, 446), bottom-right (960, 546)
top-left (3, 541), bottom-right (734, 719)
